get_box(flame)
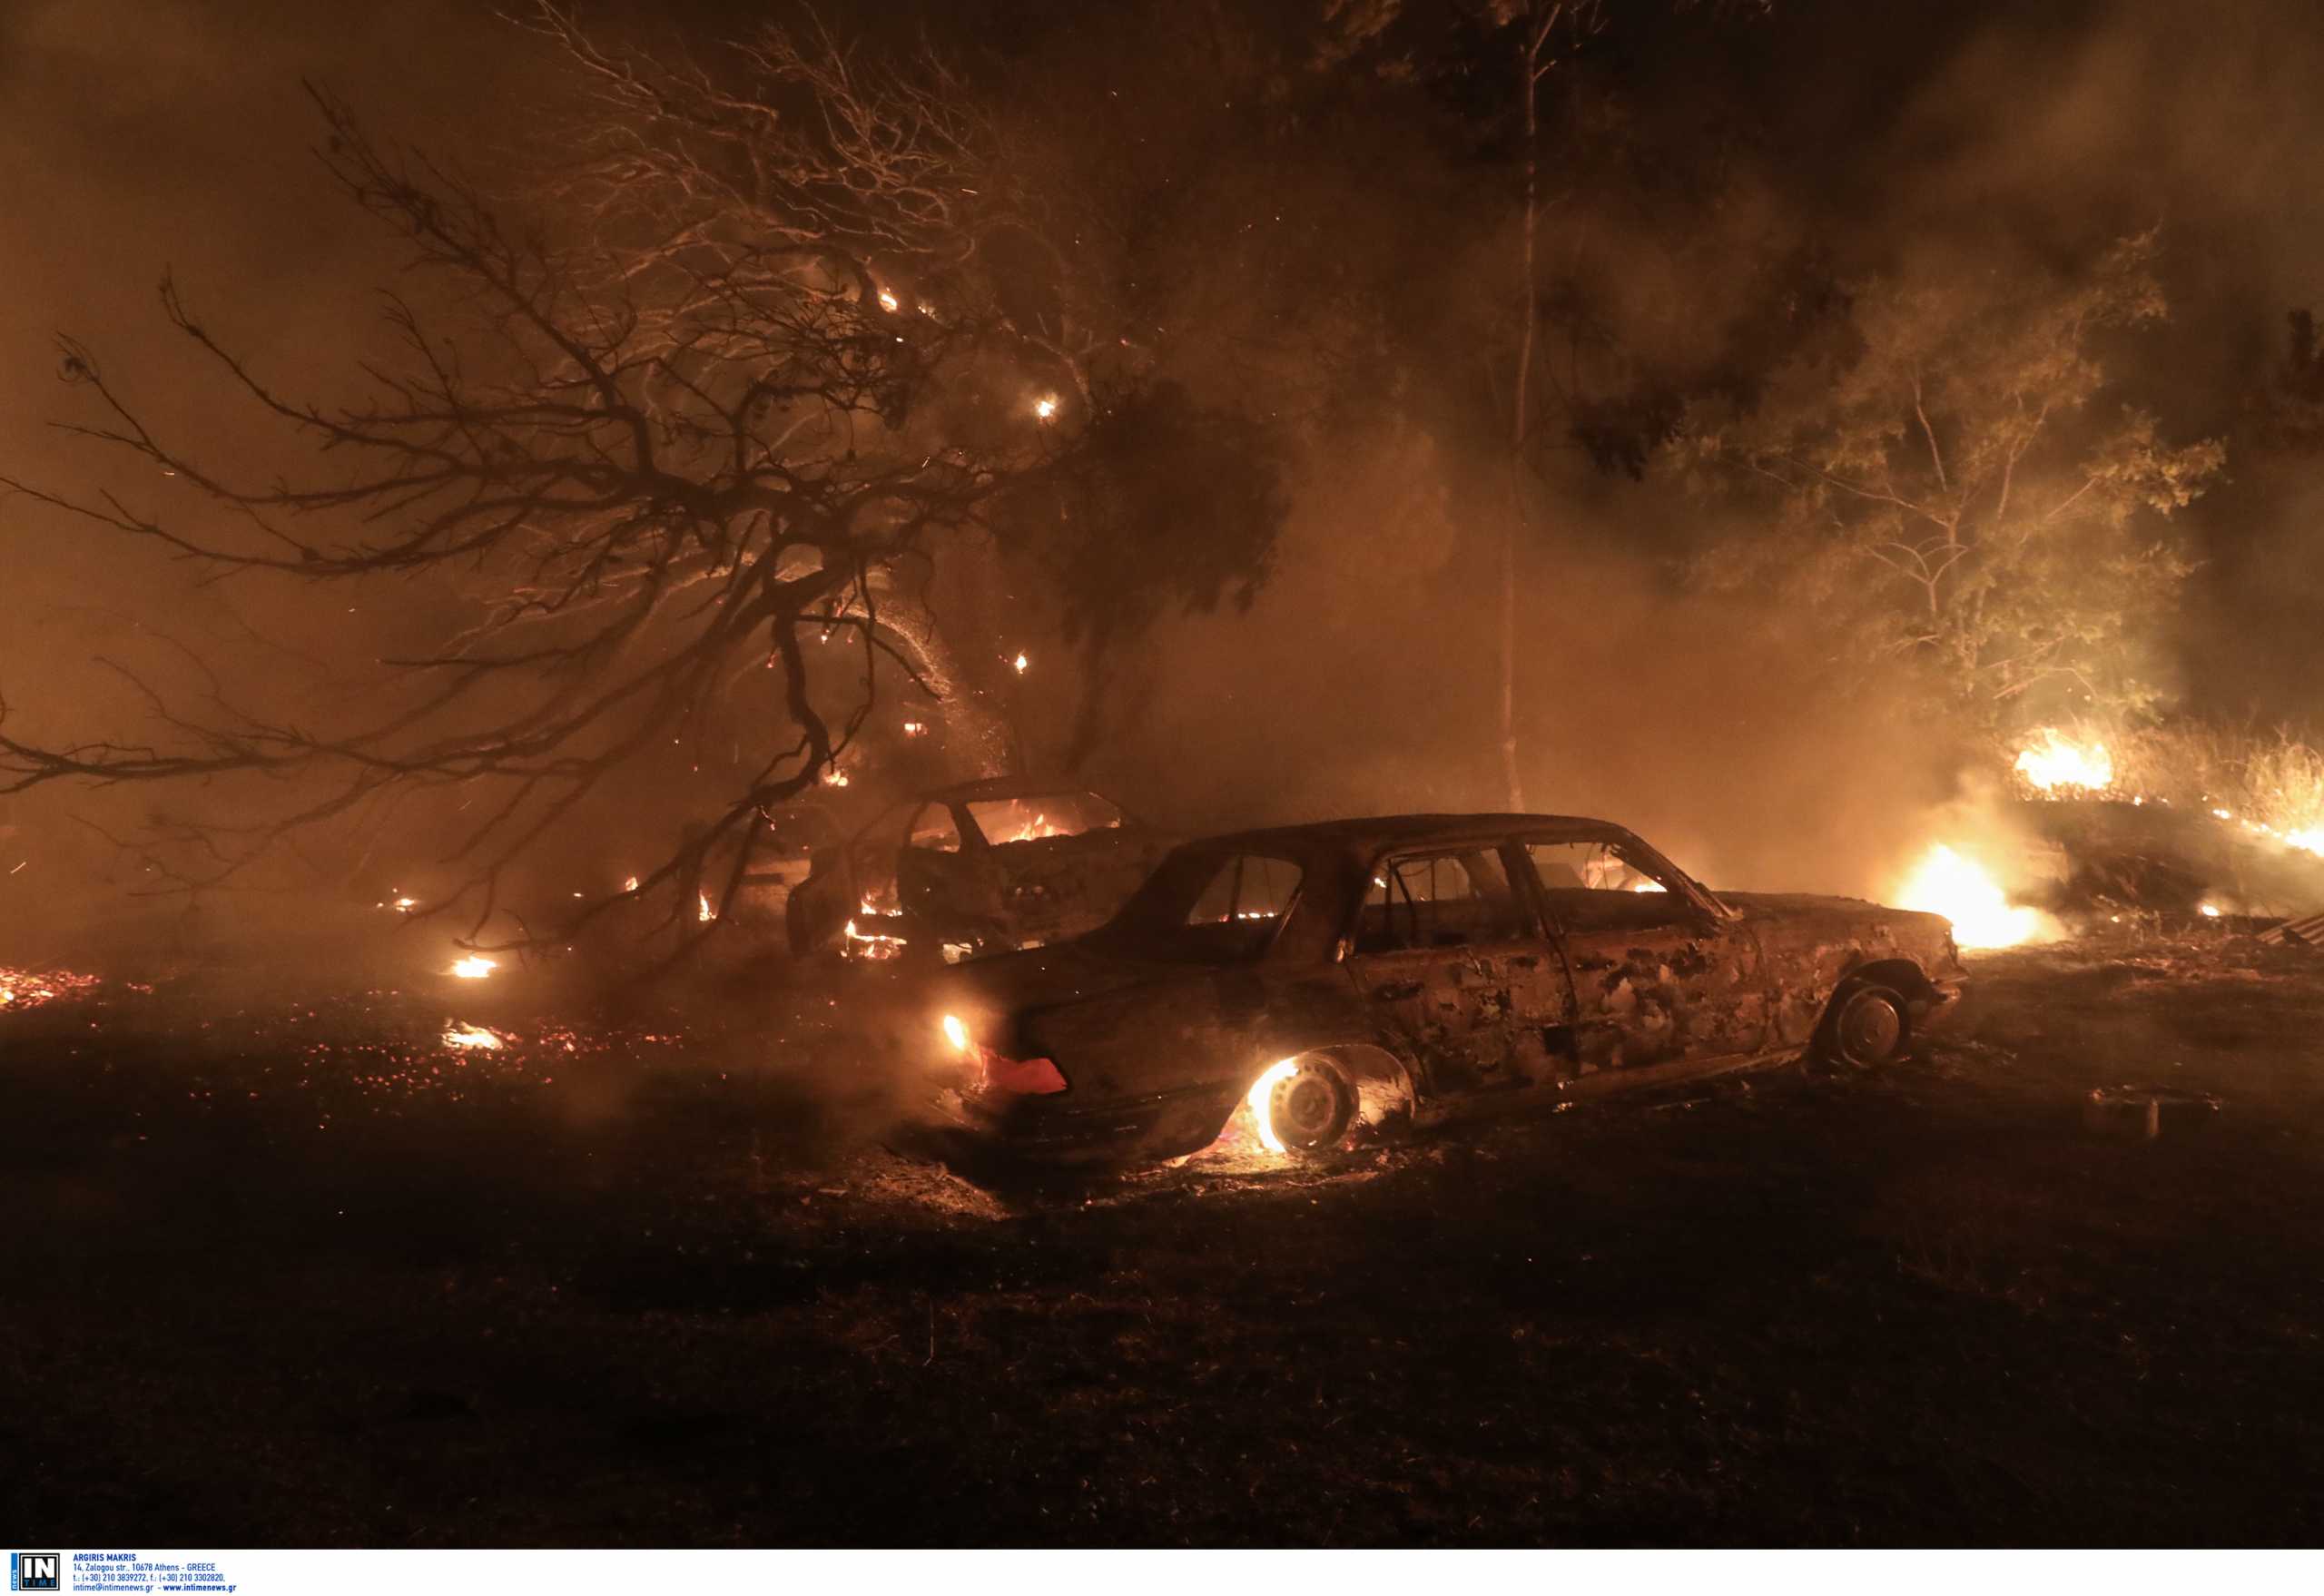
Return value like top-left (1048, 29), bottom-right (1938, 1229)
top-left (2014, 729), bottom-right (2113, 794)
top-left (940, 1014), bottom-right (970, 1055)
top-left (0, 967), bottom-right (100, 1010)
top-left (448, 956), bottom-right (496, 980)
top-left (624, 875), bottom-right (640, 893)
top-left (697, 892), bottom-right (714, 923)
top-left (876, 286), bottom-right (900, 312)
top-left (842, 917), bottom-right (906, 960)
top-left (1033, 394), bottom-right (1059, 421)
top-left (1892, 843), bottom-right (2054, 951)
top-left (902, 719), bottom-right (926, 736)
top-left (1245, 1059), bottom-right (1301, 1156)
top-left (1011, 651), bottom-right (1029, 675)
top-left (443, 1024), bottom-right (504, 1050)
top-left (2199, 902), bottom-right (2222, 918)
top-left (822, 767), bottom-right (850, 787)
top-left (392, 895), bottom-right (418, 911)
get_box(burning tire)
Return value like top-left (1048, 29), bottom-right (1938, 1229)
top-left (1246, 1055), bottom-right (1355, 1156)
top-left (1824, 983), bottom-right (1910, 1068)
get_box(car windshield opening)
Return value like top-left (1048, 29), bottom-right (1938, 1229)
top-left (967, 792), bottom-right (1124, 845)
top-left (1085, 849), bottom-right (1303, 964)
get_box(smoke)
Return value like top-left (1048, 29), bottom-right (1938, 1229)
top-left (10, 0), bottom-right (2324, 972)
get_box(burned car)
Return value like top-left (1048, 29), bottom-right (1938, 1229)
top-left (927, 813), bottom-right (1966, 1163)
top-left (788, 778), bottom-right (1171, 963)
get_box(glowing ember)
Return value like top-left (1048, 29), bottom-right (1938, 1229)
top-left (442, 1024), bottom-right (504, 1050)
top-left (0, 966), bottom-right (101, 1010)
top-left (448, 956), bottom-right (496, 980)
top-left (822, 767), bottom-right (850, 787)
top-left (1892, 843), bottom-right (2053, 951)
top-left (902, 719), bottom-right (926, 736)
top-left (1245, 1059), bottom-right (1301, 1156)
top-left (392, 895), bottom-right (418, 911)
top-left (876, 286), bottom-right (900, 312)
top-left (624, 875), bottom-right (640, 893)
top-left (2014, 729), bottom-right (2113, 794)
top-left (1033, 394), bottom-right (1059, 421)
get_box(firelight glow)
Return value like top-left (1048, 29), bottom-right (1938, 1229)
top-left (941, 1014), bottom-right (970, 1055)
top-left (1245, 1059), bottom-right (1302, 1156)
top-left (2014, 729), bottom-right (2114, 793)
top-left (1893, 843), bottom-right (2052, 951)
top-left (448, 956), bottom-right (496, 980)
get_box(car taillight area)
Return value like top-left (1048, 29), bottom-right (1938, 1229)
top-left (939, 1012), bottom-right (1069, 1096)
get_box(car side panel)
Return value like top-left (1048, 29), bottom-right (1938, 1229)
top-left (1556, 921), bottom-right (1772, 1072)
top-left (1343, 941), bottom-right (1570, 1094)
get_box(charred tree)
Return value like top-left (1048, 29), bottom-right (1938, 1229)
top-left (0, 18), bottom-right (1084, 960)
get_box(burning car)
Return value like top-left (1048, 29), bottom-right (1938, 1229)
top-left (927, 813), bottom-right (1967, 1163)
top-left (787, 778), bottom-right (1171, 963)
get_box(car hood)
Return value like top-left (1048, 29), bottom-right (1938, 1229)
top-left (1717, 890), bottom-right (1962, 968)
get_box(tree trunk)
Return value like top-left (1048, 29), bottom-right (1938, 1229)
top-left (1501, 16), bottom-right (1549, 813)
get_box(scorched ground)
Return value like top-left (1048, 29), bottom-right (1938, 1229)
top-left (5, 934), bottom-right (2324, 1545)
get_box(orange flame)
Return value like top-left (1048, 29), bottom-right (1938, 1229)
top-left (2014, 730), bottom-right (2113, 794)
top-left (1892, 843), bottom-right (2055, 951)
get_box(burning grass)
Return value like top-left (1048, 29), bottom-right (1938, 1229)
top-left (2025, 722), bottom-right (2324, 858)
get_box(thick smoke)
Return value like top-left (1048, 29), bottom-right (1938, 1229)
top-left (6, 0), bottom-right (2324, 972)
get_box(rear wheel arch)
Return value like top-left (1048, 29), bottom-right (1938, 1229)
top-left (1310, 1042), bottom-right (1420, 1130)
top-left (1240, 1042), bottom-right (1418, 1146)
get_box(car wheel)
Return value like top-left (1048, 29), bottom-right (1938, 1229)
top-left (1250, 1056), bottom-right (1355, 1156)
top-left (1827, 984), bottom-right (1910, 1068)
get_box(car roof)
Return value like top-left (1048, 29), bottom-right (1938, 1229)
top-left (1187, 812), bottom-right (1631, 860)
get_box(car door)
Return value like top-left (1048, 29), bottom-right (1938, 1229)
top-left (1519, 834), bottom-right (1770, 1074)
top-left (1341, 842), bottom-right (1574, 1097)
top-left (896, 802), bottom-right (989, 932)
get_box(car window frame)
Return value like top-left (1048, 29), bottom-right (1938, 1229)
top-left (959, 790), bottom-right (1126, 850)
top-left (904, 801), bottom-right (964, 854)
top-left (1340, 839), bottom-right (1549, 958)
top-left (1513, 828), bottom-right (1729, 934)
top-left (1085, 843), bottom-right (1311, 965)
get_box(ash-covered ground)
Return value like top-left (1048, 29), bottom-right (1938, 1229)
top-left (5, 935), bottom-right (2324, 1545)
